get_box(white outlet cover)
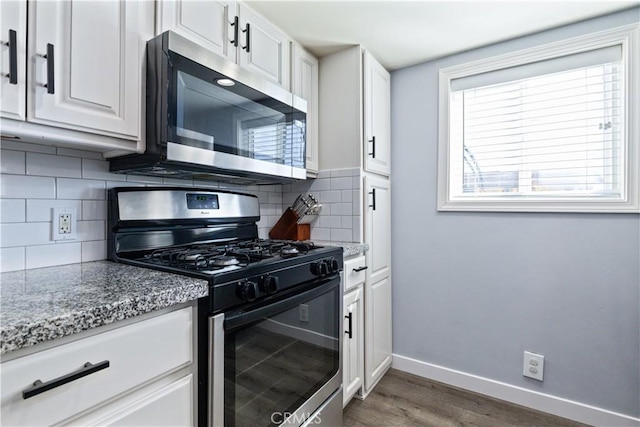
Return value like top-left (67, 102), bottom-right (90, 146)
top-left (523, 351), bottom-right (544, 381)
top-left (52, 207), bottom-right (78, 241)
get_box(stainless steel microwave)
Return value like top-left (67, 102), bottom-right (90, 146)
top-left (109, 31), bottom-right (306, 182)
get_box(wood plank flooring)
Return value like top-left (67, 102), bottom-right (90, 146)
top-left (344, 369), bottom-right (590, 427)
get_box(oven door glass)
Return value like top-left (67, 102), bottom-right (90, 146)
top-left (167, 52), bottom-right (306, 170)
top-left (223, 278), bottom-right (340, 427)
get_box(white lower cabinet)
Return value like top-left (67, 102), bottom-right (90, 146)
top-left (365, 276), bottom-right (392, 391)
top-left (343, 284), bottom-right (364, 407)
top-left (0, 306), bottom-right (194, 426)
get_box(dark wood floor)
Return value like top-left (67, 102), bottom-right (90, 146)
top-left (344, 369), bottom-right (590, 427)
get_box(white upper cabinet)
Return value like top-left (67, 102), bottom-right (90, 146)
top-left (27, 0), bottom-right (151, 141)
top-left (292, 44), bottom-right (319, 175)
top-left (0, 0), bottom-right (27, 121)
top-left (237, 3), bottom-right (290, 89)
top-left (157, 0), bottom-right (236, 62)
top-left (157, 0), bottom-right (291, 90)
top-left (363, 51), bottom-right (391, 176)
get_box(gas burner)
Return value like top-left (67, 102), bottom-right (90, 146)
top-left (280, 245), bottom-right (300, 257)
top-left (211, 255), bottom-right (240, 267)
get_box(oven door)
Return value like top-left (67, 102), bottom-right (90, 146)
top-left (209, 277), bottom-right (341, 427)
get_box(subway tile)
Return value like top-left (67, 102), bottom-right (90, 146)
top-left (268, 192), bottom-right (282, 204)
top-left (1, 199), bottom-right (25, 223)
top-left (82, 201), bottom-right (107, 220)
top-left (352, 221), bottom-right (362, 243)
top-left (282, 192), bottom-right (298, 206)
top-left (82, 158), bottom-right (126, 181)
top-left (331, 203), bottom-right (352, 216)
top-left (330, 228), bottom-right (352, 242)
top-left (290, 180), bottom-right (311, 193)
top-left (82, 240), bottom-right (107, 262)
top-left (26, 152), bottom-right (81, 178)
top-left (127, 174), bottom-right (164, 185)
top-left (57, 147), bottom-right (104, 159)
top-left (316, 170), bottom-right (331, 179)
top-left (1, 222), bottom-right (53, 247)
top-left (107, 180), bottom-right (144, 190)
top-left (163, 177), bottom-right (193, 186)
top-left (341, 216), bottom-right (353, 229)
top-left (353, 190), bottom-right (361, 215)
top-left (311, 227), bottom-right (330, 241)
top-left (1, 247), bottom-right (25, 272)
top-left (341, 190), bottom-right (353, 203)
top-left (330, 169), bottom-right (353, 178)
top-left (331, 177), bottom-right (352, 190)
top-left (319, 215), bottom-right (342, 228)
top-left (0, 140), bottom-right (56, 154)
top-left (26, 243), bottom-right (81, 269)
top-left (1, 175), bottom-right (56, 199)
top-left (57, 178), bottom-right (106, 200)
top-left (308, 178), bottom-right (330, 191)
top-left (26, 199), bottom-right (83, 222)
top-left (318, 190), bottom-right (342, 203)
top-left (77, 221), bottom-right (106, 241)
top-left (352, 176), bottom-right (361, 189)
top-left (1, 149), bottom-right (25, 174)
top-left (193, 179), bottom-right (219, 188)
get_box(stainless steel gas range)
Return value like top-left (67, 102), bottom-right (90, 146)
top-left (107, 187), bottom-right (343, 427)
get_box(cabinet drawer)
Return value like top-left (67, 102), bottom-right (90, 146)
top-left (1, 307), bottom-right (192, 426)
top-left (344, 255), bottom-right (367, 292)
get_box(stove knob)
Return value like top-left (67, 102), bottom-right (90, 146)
top-left (311, 261), bottom-right (328, 276)
top-left (328, 258), bottom-right (339, 274)
top-left (263, 276), bottom-right (279, 295)
top-left (238, 280), bottom-right (259, 302)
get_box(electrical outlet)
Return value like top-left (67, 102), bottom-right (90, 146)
top-left (52, 208), bottom-right (77, 241)
top-left (299, 304), bottom-right (309, 322)
top-left (523, 351), bottom-right (544, 381)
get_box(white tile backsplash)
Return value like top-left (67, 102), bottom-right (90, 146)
top-left (1, 199), bottom-right (26, 223)
top-left (26, 153), bottom-right (82, 178)
top-left (282, 167), bottom-right (362, 244)
top-left (26, 243), bottom-right (82, 269)
top-left (1, 174), bottom-right (56, 199)
top-left (0, 143), bottom-right (285, 272)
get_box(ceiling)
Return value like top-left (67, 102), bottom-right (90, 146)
top-left (244, 1), bottom-right (639, 70)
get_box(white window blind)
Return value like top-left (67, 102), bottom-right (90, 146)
top-left (438, 25), bottom-right (639, 212)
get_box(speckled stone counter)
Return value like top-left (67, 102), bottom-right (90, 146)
top-left (0, 261), bottom-right (208, 355)
top-left (316, 241), bottom-right (369, 258)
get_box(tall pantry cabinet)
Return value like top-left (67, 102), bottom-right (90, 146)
top-left (319, 46), bottom-right (392, 402)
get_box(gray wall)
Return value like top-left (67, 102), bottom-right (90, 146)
top-left (390, 8), bottom-right (640, 417)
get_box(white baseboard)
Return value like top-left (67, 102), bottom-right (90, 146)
top-left (392, 354), bottom-right (639, 427)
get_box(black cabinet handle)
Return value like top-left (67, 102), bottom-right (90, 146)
top-left (44, 43), bottom-right (54, 94)
top-left (345, 312), bottom-right (353, 339)
top-left (242, 23), bottom-right (250, 52)
top-left (230, 16), bottom-right (239, 47)
top-left (369, 188), bottom-right (376, 210)
top-left (352, 266), bottom-right (368, 272)
top-left (368, 136), bottom-right (376, 158)
top-left (22, 360), bottom-right (110, 399)
top-left (8, 30), bottom-right (17, 84)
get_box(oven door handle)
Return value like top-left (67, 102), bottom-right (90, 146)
top-left (224, 277), bottom-right (340, 331)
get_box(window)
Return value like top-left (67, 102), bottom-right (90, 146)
top-left (438, 25), bottom-right (639, 212)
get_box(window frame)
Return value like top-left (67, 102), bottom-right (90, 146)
top-left (437, 24), bottom-right (640, 213)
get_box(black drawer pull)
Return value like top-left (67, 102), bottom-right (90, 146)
top-left (22, 360), bottom-right (110, 399)
top-left (44, 43), bottom-right (54, 94)
top-left (345, 312), bottom-right (353, 339)
top-left (352, 266), bottom-right (368, 272)
top-left (8, 29), bottom-right (17, 84)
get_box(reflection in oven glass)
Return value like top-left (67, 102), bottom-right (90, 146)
top-left (225, 314), bottom-right (338, 426)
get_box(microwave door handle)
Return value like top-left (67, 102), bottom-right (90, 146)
top-left (210, 313), bottom-right (224, 427)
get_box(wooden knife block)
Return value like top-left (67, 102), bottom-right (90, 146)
top-left (269, 208), bottom-right (310, 241)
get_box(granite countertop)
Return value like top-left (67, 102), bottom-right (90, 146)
top-left (0, 261), bottom-right (209, 355)
top-left (317, 241), bottom-right (369, 258)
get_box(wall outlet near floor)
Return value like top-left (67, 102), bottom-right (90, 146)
top-left (523, 351), bottom-right (544, 381)
top-left (299, 303), bottom-right (309, 322)
top-left (52, 207), bottom-right (78, 241)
